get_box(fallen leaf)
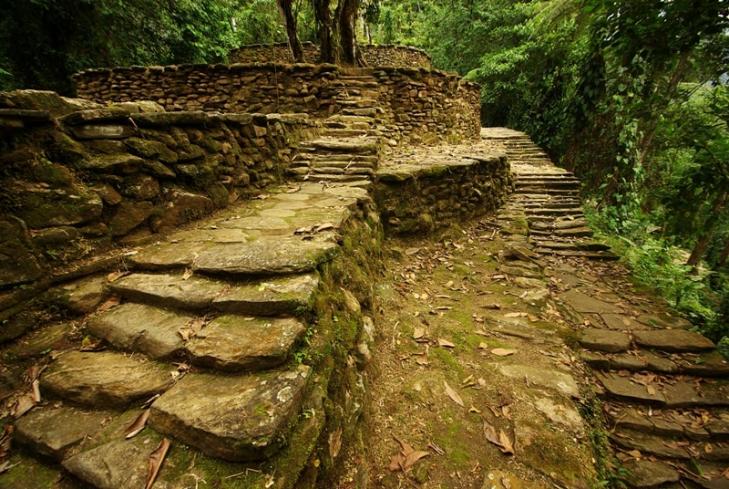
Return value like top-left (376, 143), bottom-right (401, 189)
top-left (478, 342), bottom-right (489, 350)
top-left (97, 296), bottom-right (121, 312)
top-left (80, 335), bottom-right (105, 352)
top-left (444, 381), bottom-right (464, 407)
top-left (483, 421), bottom-right (514, 455)
top-left (491, 348), bottom-right (516, 357)
top-left (402, 450), bottom-right (429, 470)
top-left (12, 393), bottom-right (36, 418)
top-left (106, 271), bottom-right (128, 282)
top-left (438, 338), bottom-right (455, 348)
top-left (504, 312), bottom-right (527, 318)
top-left (31, 379), bottom-right (41, 403)
top-left (182, 268), bottom-right (193, 280)
top-left (145, 438), bottom-right (171, 489)
top-left (125, 409), bottom-right (151, 439)
top-left (412, 327), bottom-right (426, 340)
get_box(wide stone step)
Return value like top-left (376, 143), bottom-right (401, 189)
top-left (341, 107), bottom-right (382, 117)
top-left (337, 98), bottom-right (378, 108)
top-left (611, 428), bottom-right (729, 462)
top-left (290, 160), bottom-right (376, 171)
top-left (582, 350), bottom-right (729, 378)
top-left (326, 114), bottom-right (375, 125)
top-left (323, 120), bottom-right (371, 131)
top-left (605, 404), bottom-right (729, 441)
top-left (534, 248), bottom-right (618, 260)
top-left (130, 237), bottom-right (338, 276)
top-left (597, 371), bottom-right (729, 408)
top-left (300, 136), bottom-right (379, 155)
top-left (108, 272), bottom-right (319, 315)
top-left (633, 328), bottom-right (715, 353)
top-left (530, 227), bottom-right (593, 238)
top-left (294, 153), bottom-right (379, 164)
top-left (322, 128), bottom-right (370, 138)
top-left (527, 214), bottom-right (585, 223)
top-left (41, 350), bottom-right (175, 407)
top-left (516, 187), bottom-right (579, 195)
top-left (302, 173), bottom-right (371, 183)
top-left (525, 207), bottom-right (584, 216)
top-left (531, 239), bottom-right (610, 252)
top-left (14, 405), bottom-right (113, 460)
top-left (149, 365), bottom-right (311, 461)
top-left (530, 218), bottom-right (588, 230)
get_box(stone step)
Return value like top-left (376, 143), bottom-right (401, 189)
top-left (597, 371), bottom-right (729, 408)
top-left (525, 207), bottom-right (584, 216)
top-left (582, 350), bottom-right (729, 378)
top-left (530, 227), bottom-right (593, 238)
top-left (633, 328), bottom-right (715, 353)
top-left (515, 181), bottom-right (580, 189)
top-left (534, 248), bottom-right (618, 260)
top-left (531, 239), bottom-right (609, 252)
top-left (299, 137), bottom-right (379, 155)
top-left (41, 350), bottom-right (175, 407)
top-left (301, 173), bottom-right (371, 183)
top-left (323, 120), bottom-right (371, 131)
top-left (342, 107), bottom-right (382, 117)
top-left (605, 404), bottom-right (729, 441)
top-left (610, 427), bottom-right (729, 462)
top-left (530, 218), bottom-right (589, 230)
top-left (337, 98), bottom-right (379, 108)
top-left (516, 187), bottom-right (579, 195)
top-left (149, 365), bottom-right (311, 461)
top-left (88, 303), bottom-right (308, 371)
top-left (307, 165), bottom-right (374, 176)
top-left (14, 405), bottom-right (113, 461)
top-left (621, 459), bottom-right (681, 488)
top-left (326, 114), bottom-right (375, 125)
top-left (130, 237), bottom-right (338, 276)
top-left (527, 214), bottom-right (585, 223)
top-left (513, 171), bottom-right (575, 178)
top-left (290, 159), bottom-right (376, 170)
top-left (322, 128), bottom-right (370, 138)
top-left (109, 272), bottom-right (319, 314)
top-left (294, 153), bottom-right (379, 164)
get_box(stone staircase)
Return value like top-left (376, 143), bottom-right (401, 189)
top-left (482, 127), bottom-right (615, 260)
top-left (3, 183), bottom-right (379, 488)
top-left (568, 298), bottom-right (729, 488)
top-left (289, 70), bottom-right (383, 187)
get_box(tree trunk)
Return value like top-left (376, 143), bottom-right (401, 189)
top-left (336, 0), bottom-right (361, 66)
top-left (312, 0), bottom-right (335, 63)
top-left (687, 188), bottom-right (728, 270)
top-left (277, 0), bottom-right (304, 63)
top-left (718, 237), bottom-right (729, 269)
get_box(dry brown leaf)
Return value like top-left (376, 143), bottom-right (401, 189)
top-left (12, 393), bottom-right (36, 418)
top-left (31, 379), bottom-right (41, 403)
top-left (402, 450), bottom-right (429, 470)
top-left (182, 268), bottom-right (193, 280)
top-left (412, 327), bottom-right (426, 340)
top-left (106, 271), bottom-right (128, 282)
top-left (491, 348), bottom-right (516, 357)
top-left (483, 421), bottom-right (514, 456)
top-left (498, 430), bottom-right (514, 455)
top-left (145, 438), bottom-right (171, 489)
top-left (80, 335), bottom-right (105, 352)
top-left (438, 338), bottom-right (455, 348)
top-left (444, 381), bottom-right (464, 407)
top-left (97, 296), bottom-right (121, 312)
top-left (328, 428), bottom-right (342, 460)
top-left (125, 409), bottom-right (150, 439)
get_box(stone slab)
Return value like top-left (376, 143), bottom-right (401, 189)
top-left (191, 238), bottom-right (337, 275)
top-left (623, 459), bottom-right (680, 487)
top-left (41, 351), bottom-right (174, 407)
top-left (63, 434), bottom-right (168, 489)
top-left (579, 328), bottom-right (631, 353)
top-left (15, 405), bottom-right (111, 460)
top-left (2, 322), bottom-right (73, 360)
top-left (560, 289), bottom-right (624, 314)
top-left (128, 241), bottom-right (208, 270)
top-left (596, 372), bottom-right (666, 405)
top-left (186, 316), bottom-right (306, 371)
top-left (633, 329), bottom-right (715, 352)
top-left (109, 272), bottom-right (225, 310)
top-left (150, 365), bottom-right (311, 461)
top-left (87, 303), bottom-right (190, 359)
top-left (212, 273), bottom-right (320, 315)
top-left (496, 364), bottom-right (580, 398)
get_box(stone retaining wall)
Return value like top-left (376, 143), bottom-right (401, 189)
top-left (73, 64), bottom-right (481, 145)
top-left (0, 90), bottom-right (319, 289)
top-left (375, 154), bottom-right (512, 234)
top-left (228, 42), bottom-right (432, 68)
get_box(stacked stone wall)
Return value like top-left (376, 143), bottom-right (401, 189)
top-left (73, 64), bottom-right (480, 145)
top-left (375, 154), bottom-right (512, 234)
top-left (228, 42), bottom-right (432, 68)
top-left (0, 91), bottom-right (319, 289)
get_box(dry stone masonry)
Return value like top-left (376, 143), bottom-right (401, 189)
top-left (228, 42), bottom-right (433, 69)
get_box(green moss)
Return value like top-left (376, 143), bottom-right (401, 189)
top-left (431, 347), bottom-right (464, 376)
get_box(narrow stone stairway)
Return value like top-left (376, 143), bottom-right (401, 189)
top-left (2, 182), bottom-right (379, 488)
top-left (482, 127), bottom-right (615, 260)
top-left (289, 70), bottom-right (383, 187)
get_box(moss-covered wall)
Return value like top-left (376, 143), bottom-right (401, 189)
top-left (0, 90), bottom-right (319, 288)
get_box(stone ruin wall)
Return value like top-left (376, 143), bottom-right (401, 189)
top-left (72, 63), bottom-right (481, 145)
top-left (228, 42), bottom-right (433, 69)
top-left (0, 91), bottom-right (319, 291)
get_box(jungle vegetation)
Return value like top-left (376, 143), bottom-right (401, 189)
top-left (1, 0), bottom-right (728, 346)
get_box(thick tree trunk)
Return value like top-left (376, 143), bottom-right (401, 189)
top-left (687, 188), bottom-right (728, 270)
top-left (336, 0), bottom-right (362, 66)
top-left (277, 0), bottom-right (304, 62)
top-left (312, 0), bottom-right (335, 63)
top-left (718, 237), bottom-right (729, 269)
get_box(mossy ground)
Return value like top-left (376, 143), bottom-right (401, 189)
top-left (335, 217), bottom-right (599, 489)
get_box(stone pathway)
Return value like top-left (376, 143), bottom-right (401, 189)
top-left (0, 180), bottom-right (380, 488)
top-left (482, 128), bottom-right (615, 260)
top-left (485, 128), bottom-right (729, 488)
